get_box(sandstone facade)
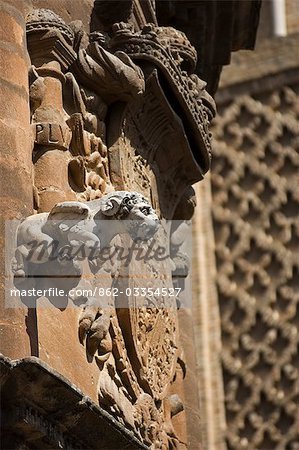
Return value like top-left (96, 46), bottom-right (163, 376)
top-left (0, 1), bottom-right (265, 449)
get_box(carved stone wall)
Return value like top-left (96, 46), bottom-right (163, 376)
top-left (0, 1), bottom-right (216, 448)
top-left (1, 1), bottom-right (266, 448)
top-left (211, 69), bottom-right (299, 449)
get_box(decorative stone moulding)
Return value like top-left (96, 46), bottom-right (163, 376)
top-left (1, 355), bottom-right (149, 450)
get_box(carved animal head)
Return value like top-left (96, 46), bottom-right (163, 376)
top-left (99, 191), bottom-right (159, 239)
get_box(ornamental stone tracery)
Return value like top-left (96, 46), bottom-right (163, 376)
top-left (211, 79), bottom-right (299, 450)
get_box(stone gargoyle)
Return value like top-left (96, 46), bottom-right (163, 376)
top-left (12, 191), bottom-right (159, 284)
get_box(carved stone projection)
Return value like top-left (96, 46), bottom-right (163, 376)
top-left (21, 6), bottom-right (215, 449)
top-left (211, 79), bottom-right (299, 449)
top-left (0, 355), bottom-right (151, 450)
top-left (27, 9), bottom-right (77, 211)
top-left (25, 10), bottom-right (215, 238)
top-left (12, 190), bottom-right (186, 449)
top-left (12, 190), bottom-right (158, 281)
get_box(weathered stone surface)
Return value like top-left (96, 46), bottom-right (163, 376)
top-left (0, 8), bottom-right (24, 46)
top-left (1, 355), bottom-right (149, 449)
top-left (3, 5), bottom-right (205, 444)
top-left (0, 0), bottom-right (33, 364)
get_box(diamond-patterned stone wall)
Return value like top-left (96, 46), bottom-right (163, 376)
top-left (211, 78), bottom-right (299, 450)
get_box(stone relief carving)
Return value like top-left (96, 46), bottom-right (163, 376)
top-left (109, 22), bottom-right (216, 174)
top-left (26, 9), bottom-right (146, 211)
top-left (106, 21), bottom-right (216, 220)
top-left (23, 6), bottom-right (214, 448)
top-left (73, 27), bottom-right (145, 103)
top-left (12, 189), bottom-right (186, 448)
top-left (26, 9), bottom-right (214, 217)
top-left (12, 191), bottom-right (158, 280)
